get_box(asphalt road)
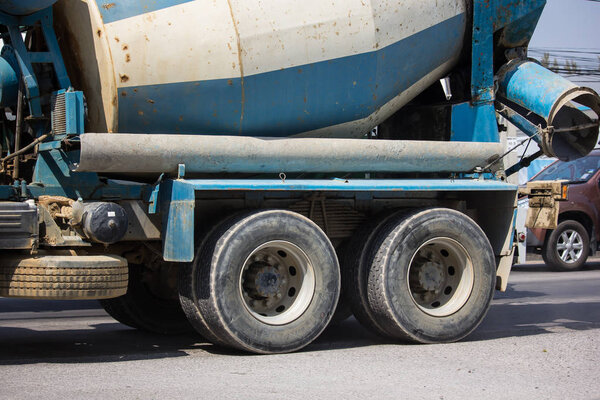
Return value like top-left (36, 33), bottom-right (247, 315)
top-left (0, 261), bottom-right (599, 399)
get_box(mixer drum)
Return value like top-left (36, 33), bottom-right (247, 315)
top-left (53, 0), bottom-right (468, 137)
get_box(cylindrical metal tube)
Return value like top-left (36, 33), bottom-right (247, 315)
top-left (497, 60), bottom-right (600, 161)
top-left (76, 133), bottom-right (503, 175)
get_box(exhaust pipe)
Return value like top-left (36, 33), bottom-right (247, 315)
top-left (496, 60), bottom-right (600, 161)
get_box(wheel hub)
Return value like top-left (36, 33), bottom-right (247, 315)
top-left (418, 261), bottom-right (444, 291)
top-left (239, 240), bottom-right (316, 325)
top-left (557, 229), bottom-right (584, 263)
top-left (243, 262), bottom-right (285, 298)
top-left (407, 238), bottom-right (475, 317)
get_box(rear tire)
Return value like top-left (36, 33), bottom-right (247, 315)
top-left (340, 210), bottom-right (405, 337)
top-left (365, 208), bottom-right (496, 343)
top-left (100, 263), bottom-right (193, 334)
top-left (542, 220), bottom-right (589, 271)
top-left (179, 209), bottom-right (340, 354)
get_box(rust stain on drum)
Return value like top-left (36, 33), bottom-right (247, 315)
top-left (226, 0), bottom-right (245, 133)
top-left (102, 3), bottom-right (116, 10)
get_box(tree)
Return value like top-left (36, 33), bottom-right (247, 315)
top-left (564, 60), bottom-right (579, 75)
top-left (540, 52), bottom-right (550, 68)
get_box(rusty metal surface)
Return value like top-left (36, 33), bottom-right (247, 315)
top-left (523, 181), bottom-right (565, 230)
top-left (76, 133), bottom-right (504, 174)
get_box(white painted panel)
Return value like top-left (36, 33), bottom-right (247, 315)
top-left (231, 0), bottom-right (466, 77)
top-left (229, 0), bottom-right (375, 76)
top-left (372, 0), bottom-right (467, 47)
top-left (103, 0), bottom-right (240, 87)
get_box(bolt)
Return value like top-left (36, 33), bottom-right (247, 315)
top-left (276, 293), bottom-right (282, 299)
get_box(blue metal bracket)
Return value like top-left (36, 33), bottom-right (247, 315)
top-left (50, 89), bottom-right (85, 135)
top-left (0, 148), bottom-right (151, 200)
top-left (450, 102), bottom-right (499, 142)
top-left (149, 184), bottom-right (161, 214)
top-left (177, 164), bottom-right (186, 179)
top-left (159, 179), bottom-right (195, 262)
top-left (471, 0), bottom-right (495, 105)
top-left (0, 8), bottom-right (71, 124)
top-left (471, 0), bottom-right (547, 105)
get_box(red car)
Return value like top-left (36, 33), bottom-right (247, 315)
top-left (527, 149), bottom-right (600, 271)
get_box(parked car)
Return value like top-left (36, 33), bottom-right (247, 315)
top-left (526, 149), bottom-right (600, 271)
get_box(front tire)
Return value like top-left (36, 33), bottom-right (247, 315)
top-left (542, 220), bottom-right (590, 271)
top-left (99, 263), bottom-right (193, 334)
top-left (179, 210), bottom-right (340, 354)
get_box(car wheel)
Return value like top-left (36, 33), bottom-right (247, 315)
top-left (542, 220), bottom-right (590, 271)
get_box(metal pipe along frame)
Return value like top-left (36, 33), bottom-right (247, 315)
top-left (75, 134), bottom-right (505, 175)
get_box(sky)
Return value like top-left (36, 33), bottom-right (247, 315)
top-left (529, 0), bottom-right (600, 93)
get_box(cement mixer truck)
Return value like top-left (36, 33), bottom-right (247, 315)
top-left (0, 0), bottom-right (599, 354)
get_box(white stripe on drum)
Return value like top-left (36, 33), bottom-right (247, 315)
top-left (104, 0), bottom-right (466, 87)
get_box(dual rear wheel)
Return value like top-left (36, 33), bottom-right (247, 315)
top-left (178, 207), bottom-right (496, 353)
top-left (342, 208), bottom-right (496, 343)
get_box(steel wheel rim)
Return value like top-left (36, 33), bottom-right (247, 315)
top-left (239, 240), bottom-right (315, 325)
top-left (556, 229), bottom-right (584, 264)
top-left (407, 237), bottom-right (474, 317)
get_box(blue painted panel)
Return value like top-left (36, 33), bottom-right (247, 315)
top-left (95, 0), bottom-right (194, 24)
top-left (492, 0), bottom-right (546, 31)
top-left (117, 13), bottom-right (466, 137)
top-left (450, 102), bottom-right (499, 142)
top-left (159, 180), bottom-right (195, 262)
top-left (496, 4), bottom-right (544, 47)
top-left (184, 179), bottom-right (517, 192)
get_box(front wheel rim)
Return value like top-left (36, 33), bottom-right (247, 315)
top-left (239, 240), bottom-right (316, 325)
top-left (407, 237), bottom-right (474, 317)
top-left (556, 229), bottom-right (584, 264)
